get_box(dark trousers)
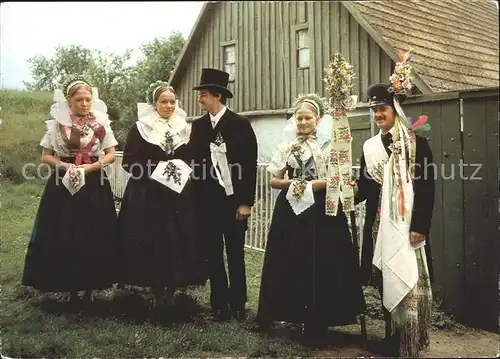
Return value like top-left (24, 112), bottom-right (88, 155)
top-left (200, 190), bottom-right (248, 312)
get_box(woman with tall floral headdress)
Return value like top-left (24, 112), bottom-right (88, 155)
top-left (22, 76), bottom-right (119, 304)
top-left (117, 81), bottom-right (206, 311)
top-left (256, 93), bottom-right (366, 347)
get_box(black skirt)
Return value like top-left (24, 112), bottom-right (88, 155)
top-left (117, 176), bottom-right (207, 288)
top-left (257, 189), bottom-right (366, 327)
top-left (22, 168), bottom-right (118, 292)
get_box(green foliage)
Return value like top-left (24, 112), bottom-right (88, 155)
top-left (431, 299), bottom-right (458, 329)
top-left (24, 45), bottom-right (94, 91)
top-left (22, 32), bottom-right (186, 149)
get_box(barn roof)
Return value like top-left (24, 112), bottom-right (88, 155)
top-left (347, 0), bottom-right (499, 92)
top-left (169, 1), bottom-right (499, 93)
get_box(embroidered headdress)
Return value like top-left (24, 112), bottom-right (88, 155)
top-left (136, 80), bottom-right (188, 151)
top-left (48, 75), bottom-right (111, 165)
top-left (146, 80), bottom-right (175, 105)
top-left (51, 75), bottom-right (109, 127)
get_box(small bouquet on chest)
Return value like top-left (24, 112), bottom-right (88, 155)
top-left (290, 143), bottom-right (307, 200)
top-left (285, 141), bottom-right (316, 216)
top-left (62, 165), bottom-right (86, 195)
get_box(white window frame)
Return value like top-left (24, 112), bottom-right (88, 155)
top-left (221, 40), bottom-right (236, 82)
top-left (295, 24), bottom-right (310, 69)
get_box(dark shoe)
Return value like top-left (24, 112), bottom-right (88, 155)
top-left (254, 317), bottom-right (272, 332)
top-left (303, 323), bottom-right (329, 348)
top-left (211, 307), bottom-right (231, 322)
top-left (230, 306), bottom-right (246, 322)
top-left (373, 335), bottom-right (399, 357)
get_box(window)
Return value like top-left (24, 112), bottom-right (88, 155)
top-left (296, 28), bottom-right (309, 68)
top-left (223, 44), bottom-right (236, 81)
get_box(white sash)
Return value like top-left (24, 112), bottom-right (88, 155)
top-left (373, 140), bottom-right (418, 312)
top-left (363, 133), bottom-right (390, 185)
top-left (209, 142), bottom-right (234, 196)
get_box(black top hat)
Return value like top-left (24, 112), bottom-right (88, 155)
top-left (366, 83), bottom-right (394, 108)
top-left (192, 68), bottom-right (233, 99)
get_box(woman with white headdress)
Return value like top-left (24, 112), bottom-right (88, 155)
top-left (117, 81), bottom-right (207, 311)
top-left (256, 93), bottom-right (366, 346)
top-left (22, 76), bottom-right (119, 304)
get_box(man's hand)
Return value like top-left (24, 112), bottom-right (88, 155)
top-left (410, 231), bottom-right (426, 245)
top-left (351, 181), bottom-right (358, 195)
top-left (236, 205), bottom-right (252, 220)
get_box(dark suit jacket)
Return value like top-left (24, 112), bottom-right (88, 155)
top-left (187, 109), bottom-right (258, 208)
top-left (355, 134), bottom-right (435, 283)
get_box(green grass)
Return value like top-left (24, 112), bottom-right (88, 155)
top-left (0, 180), bottom-right (313, 358)
top-left (0, 89), bottom-right (53, 183)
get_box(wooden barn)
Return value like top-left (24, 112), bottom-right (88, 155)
top-left (168, 0), bottom-right (499, 163)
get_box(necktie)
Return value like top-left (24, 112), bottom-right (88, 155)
top-left (381, 132), bottom-right (393, 154)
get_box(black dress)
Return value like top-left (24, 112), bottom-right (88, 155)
top-left (117, 124), bottom-right (207, 288)
top-left (257, 161), bottom-right (366, 329)
top-left (22, 121), bottom-right (118, 292)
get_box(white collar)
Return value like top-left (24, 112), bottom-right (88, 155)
top-left (379, 124), bottom-right (395, 137)
top-left (136, 111), bottom-right (187, 149)
top-left (209, 106), bottom-right (227, 125)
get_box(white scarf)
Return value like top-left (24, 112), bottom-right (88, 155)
top-left (372, 121), bottom-right (420, 312)
top-left (135, 102), bottom-right (188, 151)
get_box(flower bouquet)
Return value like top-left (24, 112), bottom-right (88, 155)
top-left (62, 166), bottom-right (86, 195)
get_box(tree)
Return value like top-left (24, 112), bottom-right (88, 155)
top-left (24, 32), bottom-right (186, 149)
top-left (131, 31), bottom-right (185, 102)
top-left (24, 45), bottom-right (94, 91)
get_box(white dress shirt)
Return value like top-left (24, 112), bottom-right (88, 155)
top-left (209, 106), bottom-right (227, 128)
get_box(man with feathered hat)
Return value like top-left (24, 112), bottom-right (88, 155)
top-left (355, 51), bottom-right (435, 357)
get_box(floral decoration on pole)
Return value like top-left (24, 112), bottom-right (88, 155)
top-left (324, 53), bottom-right (358, 216)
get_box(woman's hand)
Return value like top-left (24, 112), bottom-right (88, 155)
top-left (311, 179), bottom-right (326, 192)
top-left (59, 162), bottom-right (76, 172)
top-left (77, 163), bottom-right (94, 174)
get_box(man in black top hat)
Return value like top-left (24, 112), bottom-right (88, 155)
top-left (355, 83), bottom-right (435, 356)
top-left (188, 68), bottom-right (258, 321)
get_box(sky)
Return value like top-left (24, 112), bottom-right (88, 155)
top-left (0, 1), bottom-right (204, 90)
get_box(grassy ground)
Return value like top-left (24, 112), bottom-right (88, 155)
top-left (0, 181), bottom-right (310, 358)
top-left (2, 181), bottom-right (499, 358)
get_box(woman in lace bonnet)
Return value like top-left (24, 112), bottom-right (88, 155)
top-left (21, 77), bottom-right (119, 305)
top-left (256, 94), bottom-right (366, 346)
top-left (117, 81), bottom-right (206, 312)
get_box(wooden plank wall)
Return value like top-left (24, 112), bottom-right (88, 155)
top-left (174, 2), bottom-right (394, 116)
top-left (461, 92), bottom-right (499, 332)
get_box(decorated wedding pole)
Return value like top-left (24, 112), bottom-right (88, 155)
top-left (324, 53), bottom-right (357, 217)
top-left (324, 53), bottom-right (367, 346)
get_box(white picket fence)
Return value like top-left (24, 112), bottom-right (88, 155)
top-left (108, 151), bottom-right (365, 253)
